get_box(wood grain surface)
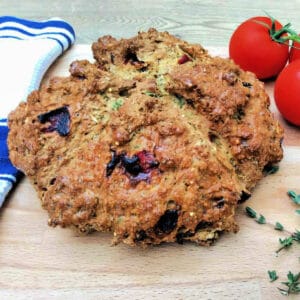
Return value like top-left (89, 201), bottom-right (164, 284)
top-left (1, 44), bottom-right (300, 300)
top-left (1, 0), bottom-right (300, 46)
top-left (1, 1), bottom-right (300, 298)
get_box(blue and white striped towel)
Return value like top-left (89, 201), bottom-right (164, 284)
top-left (0, 16), bottom-right (75, 207)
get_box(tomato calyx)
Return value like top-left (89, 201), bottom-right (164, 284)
top-left (253, 14), bottom-right (300, 46)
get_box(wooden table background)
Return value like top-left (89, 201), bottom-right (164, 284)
top-left (2, 0), bottom-right (300, 46)
top-left (1, 1), bottom-right (300, 299)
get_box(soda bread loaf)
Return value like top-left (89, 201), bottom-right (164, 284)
top-left (8, 29), bottom-right (283, 246)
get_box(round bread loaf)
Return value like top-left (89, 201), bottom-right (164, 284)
top-left (8, 29), bottom-right (283, 246)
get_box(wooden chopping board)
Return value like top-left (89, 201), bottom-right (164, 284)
top-left (1, 45), bottom-right (299, 300)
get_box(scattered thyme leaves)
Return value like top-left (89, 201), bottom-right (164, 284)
top-left (143, 91), bottom-right (160, 97)
top-left (256, 214), bottom-right (266, 224)
top-left (245, 207), bottom-right (266, 224)
top-left (245, 206), bottom-right (257, 218)
top-left (275, 222), bottom-right (284, 231)
top-left (174, 95), bottom-right (186, 108)
top-left (287, 190), bottom-right (300, 205)
top-left (288, 190), bottom-right (300, 215)
top-left (111, 98), bottom-right (124, 111)
top-left (292, 230), bottom-right (300, 242)
top-left (276, 236), bottom-right (294, 254)
top-left (268, 270), bottom-right (279, 282)
top-left (265, 165), bottom-right (279, 175)
top-left (275, 230), bottom-right (300, 254)
top-left (278, 271), bottom-right (300, 296)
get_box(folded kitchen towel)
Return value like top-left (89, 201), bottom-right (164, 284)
top-left (0, 16), bottom-right (75, 207)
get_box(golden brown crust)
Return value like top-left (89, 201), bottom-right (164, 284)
top-left (8, 29), bottom-right (283, 246)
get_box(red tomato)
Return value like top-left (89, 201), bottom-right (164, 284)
top-left (274, 60), bottom-right (300, 126)
top-left (289, 37), bottom-right (300, 62)
top-left (229, 16), bottom-right (289, 80)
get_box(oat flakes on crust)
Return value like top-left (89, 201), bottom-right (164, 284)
top-left (8, 29), bottom-right (283, 246)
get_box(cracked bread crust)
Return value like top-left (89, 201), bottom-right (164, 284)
top-left (8, 29), bottom-right (283, 246)
top-left (92, 28), bottom-right (284, 192)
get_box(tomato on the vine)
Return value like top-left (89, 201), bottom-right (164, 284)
top-left (274, 60), bottom-right (300, 126)
top-left (229, 16), bottom-right (289, 80)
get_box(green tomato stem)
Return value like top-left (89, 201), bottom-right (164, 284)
top-left (253, 13), bottom-right (300, 47)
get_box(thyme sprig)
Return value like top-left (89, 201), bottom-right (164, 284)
top-left (276, 236), bottom-right (294, 254)
top-left (244, 206), bottom-right (299, 253)
top-left (278, 272), bottom-right (300, 296)
top-left (245, 207), bottom-right (284, 228)
top-left (245, 190), bottom-right (300, 296)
